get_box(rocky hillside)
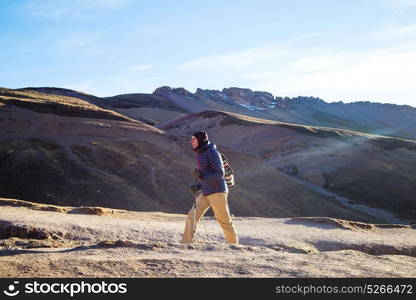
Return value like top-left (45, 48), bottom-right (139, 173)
top-left (1, 88), bottom-right (134, 122)
top-left (0, 88), bottom-right (193, 212)
top-left (19, 87), bottom-right (187, 125)
top-left (159, 110), bottom-right (416, 223)
top-left (105, 93), bottom-right (189, 125)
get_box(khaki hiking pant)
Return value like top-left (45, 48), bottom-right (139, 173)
top-left (181, 192), bottom-right (238, 244)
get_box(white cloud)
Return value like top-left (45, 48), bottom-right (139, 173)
top-left (177, 43), bottom-right (288, 70)
top-left (23, 0), bottom-right (132, 20)
top-left (177, 32), bottom-right (331, 71)
top-left (54, 31), bottom-right (106, 54)
top-left (173, 26), bottom-right (416, 106)
top-left (66, 28), bottom-right (416, 106)
top-left (128, 64), bottom-right (153, 72)
top-left (80, 0), bottom-right (132, 8)
top-left (27, 5), bottom-right (74, 20)
top-left (249, 45), bottom-right (416, 106)
top-left (286, 52), bottom-right (355, 73)
top-left (67, 72), bottom-right (167, 96)
top-left (135, 26), bottom-right (163, 34)
top-left (392, 0), bottom-right (416, 6)
top-left (374, 23), bottom-right (416, 40)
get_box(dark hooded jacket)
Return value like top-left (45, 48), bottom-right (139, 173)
top-left (194, 141), bottom-right (228, 196)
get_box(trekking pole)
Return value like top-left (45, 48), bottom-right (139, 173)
top-left (192, 176), bottom-right (198, 238)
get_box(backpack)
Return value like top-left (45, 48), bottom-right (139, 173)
top-left (220, 152), bottom-right (235, 189)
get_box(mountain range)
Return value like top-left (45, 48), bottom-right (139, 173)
top-left (21, 86), bottom-right (416, 140)
top-left (154, 86), bottom-right (416, 140)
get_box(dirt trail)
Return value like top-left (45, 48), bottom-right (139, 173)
top-left (0, 204), bottom-right (415, 278)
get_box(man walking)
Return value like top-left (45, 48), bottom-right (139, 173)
top-left (181, 131), bottom-right (239, 244)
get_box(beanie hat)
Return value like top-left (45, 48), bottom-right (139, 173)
top-left (192, 131), bottom-right (208, 151)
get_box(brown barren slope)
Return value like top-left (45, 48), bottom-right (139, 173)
top-left (0, 199), bottom-right (415, 278)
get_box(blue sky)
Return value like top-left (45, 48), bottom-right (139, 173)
top-left (1, 0), bottom-right (416, 106)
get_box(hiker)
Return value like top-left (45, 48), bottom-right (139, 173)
top-left (181, 131), bottom-right (239, 244)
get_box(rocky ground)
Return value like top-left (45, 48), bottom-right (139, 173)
top-left (0, 198), bottom-right (415, 278)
